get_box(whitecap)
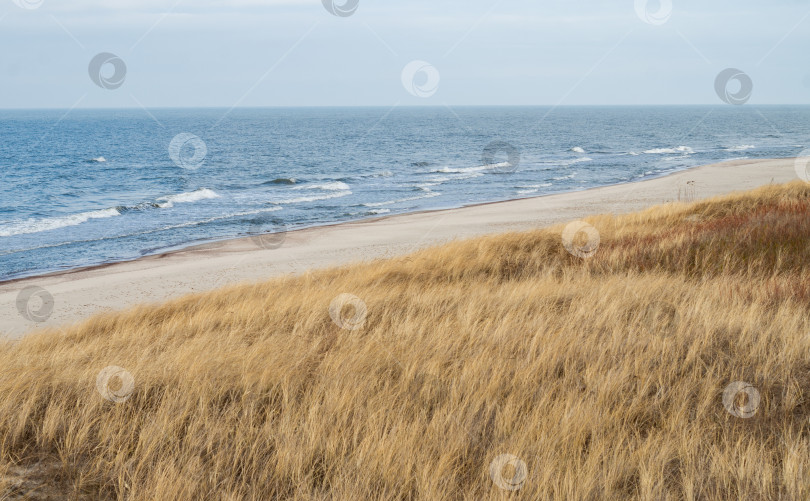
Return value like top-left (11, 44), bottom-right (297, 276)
top-left (0, 207), bottom-right (120, 237)
top-left (643, 146), bottom-right (695, 155)
top-left (434, 161), bottom-right (512, 174)
top-left (448, 172), bottom-right (485, 181)
top-left (560, 157), bottom-right (593, 166)
top-left (553, 173), bottom-right (577, 181)
top-left (292, 181), bottom-right (351, 191)
top-left (723, 145), bottom-right (755, 152)
top-left (89, 156), bottom-right (107, 163)
top-left (276, 190), bottom-right (352, 205)
top-left (570, 147), bottom-right (586, 153)
top-left (157, 188), bottom-right (220, 208)
top-left (516, 183), bottom-right (553, 190)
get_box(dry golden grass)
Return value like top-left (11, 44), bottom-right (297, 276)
top-left (2, 182), bottom-right (810, 500)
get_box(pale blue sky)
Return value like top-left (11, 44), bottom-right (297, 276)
top-left (1, 0), bottom-right (809, 108)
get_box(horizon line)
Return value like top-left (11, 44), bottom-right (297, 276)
top-left (2, 103), bottom-right (810, 112)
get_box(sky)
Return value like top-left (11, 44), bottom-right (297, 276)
top-left (1, 0), bottom-right (809, 108)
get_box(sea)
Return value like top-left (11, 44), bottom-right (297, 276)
top-left (1, 105), bottom-right (808, 281)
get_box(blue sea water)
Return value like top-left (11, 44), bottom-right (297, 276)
top-left (0, 105), bottom-right (808, 281)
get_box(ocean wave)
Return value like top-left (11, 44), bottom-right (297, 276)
top-left (516, 182), bottom-right (553, 195)
top-left (570, 147), bottom-right (586, 153)
top-left (434, 161), bottom-right (512, 174)
top-left (0, 208), bottom-right (120, 237)
top-left (276, 190), bottom-right (352, 205)
top-left (643, 146), bottom-right (695, 155)
top-left (560, 157), bottom-right (593, 166)
top-left (723, 145), bottom-right (755, 152)
top-left (367, 208), bottom-right (391, 215)
top-left (292, 181), bottom-right (351, 191)
top-left (88, 156), bottom-right (107, 163)
top-left (263, 178), bottom-right (298, 185)
top-left (517, 183), bottom-right (553, 190)
top-left (434, 165), bottom-right (489, 174)
top-left (553, 173), bottom-right (577, 181)
top-left (447, 172), bottom-right (486, 181)
top-left (719, 157), bottom-right (750, 162)
top-left (1, 207), bottom-right (286, 257)
top-left (161, 207), bottom-right (283, 230)
top-left (363, 191), bottom-right (441, 207)
top-left (157, 188), bottom-right (220, 208)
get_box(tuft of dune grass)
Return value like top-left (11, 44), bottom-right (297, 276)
top-left (1, 182), bottom-right (810, 499)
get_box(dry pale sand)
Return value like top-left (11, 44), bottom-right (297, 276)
top-left (0, 157), bottom-right (802, 339)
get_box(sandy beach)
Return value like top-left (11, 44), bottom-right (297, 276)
top-left (0, 157), bottom-right (800, 338)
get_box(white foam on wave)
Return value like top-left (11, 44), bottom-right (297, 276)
top-left (517, 183), bottom-right (553, 191)
top-left (363, 191), bottom-right (441, 207)
top-left (450, 172), bottom-right (486, 181)
top-left (0, 207), bottom-right (120, 237)
top-left (719, 156), bottom-right (750, 162)
top-left (434, 161), bottom-right (512, 174)
top-left (561, 157), bottom-right (593, 166)
top-left (643, 146), bottom-right (695, 155)
top-left (157, 188), bottom-right (220, 208)
top-left (570, 147), bottom-right (586, 153)
top-left (435, 165), bottom-right (489, 174)
top-left (163, 206), bottom-right (283, 230)
top-left (723, 145), bottom-right (755, 152)
top-left (277, 190), bottom-right (352, 205)
top-left (516, 182), bottom-right (553, 195)
top-left (90, 156), bottom-right (107, 163)
top-left (368, 208), bottom-right (391, 215)
top-left (553, 173), bottom-right (577, 181)
top-left (292, 181), bottom-right (351, 191)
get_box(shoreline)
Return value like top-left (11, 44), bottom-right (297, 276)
top-left (0, 159), bottom-right (729, 285)
top-left (0, 165), bottom-right (683, 285)
top-left (1, 157), bottom-right (801, 338)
